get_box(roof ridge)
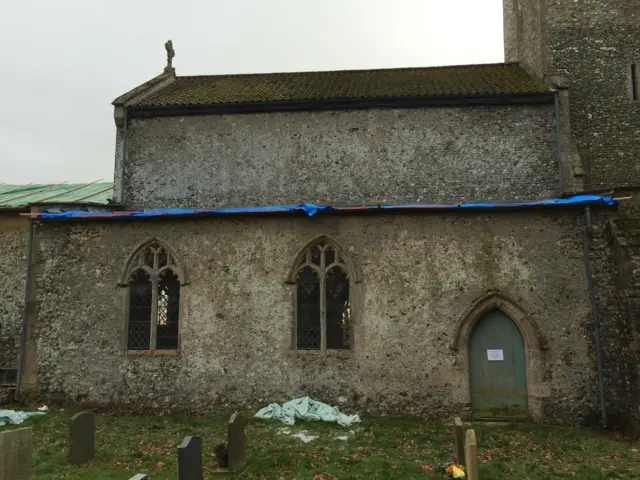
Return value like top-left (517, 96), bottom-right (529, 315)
top-left (175, 62), bottom-right (522, 80)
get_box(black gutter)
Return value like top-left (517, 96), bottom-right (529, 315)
top-left (16, 218), bottom-right (34, 399)
top-left (127, 92), bottom-right (555, 118)
top-left (581, 206), bottom-right (608, 428)
top-left (0, 207), bottom-right (30, 214)
top-left (554, 91), bottom-right (564, 195)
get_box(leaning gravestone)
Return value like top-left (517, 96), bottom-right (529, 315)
top-left (69, 411), bottom-right (95, 465)
top-left (0, 427), bottom-right (33, 480)
top-left (178, 436), bottom-right (203, 480)
top-left (129, 475), bottom-right (149, 480)
top-left (213, 412), bottom-right (247, 475)
top-left (453, 416), bottom-right (465, 467)
top-left (464, 429), bottom-right (479, 480)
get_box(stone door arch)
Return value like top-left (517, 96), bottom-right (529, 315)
top-left (452, 292), bottom-right (548, 421)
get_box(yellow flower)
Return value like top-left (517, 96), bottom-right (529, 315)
top-left (451, 465), bottom-right (466, 478)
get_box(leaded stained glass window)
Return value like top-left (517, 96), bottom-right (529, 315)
top-left (294, 240), bottom-right (351, 350)
top-left (124, 242), bottom-right (181, 351)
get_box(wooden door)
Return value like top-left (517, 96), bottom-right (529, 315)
top-left (469, 310), bottom-right (528, 419)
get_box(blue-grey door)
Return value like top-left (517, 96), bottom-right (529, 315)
top-left (469, 310), bottom-right (528, 419)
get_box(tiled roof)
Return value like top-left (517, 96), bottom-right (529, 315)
top-left (0, 182), bottom-right (114, 209)
top-left (131, 62), bottom-right (550, 108)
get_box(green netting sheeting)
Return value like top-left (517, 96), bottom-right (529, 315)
top-left (255, 397), bottom-right (361, 426)
top-left (0, 183), bottom-right (113, 207)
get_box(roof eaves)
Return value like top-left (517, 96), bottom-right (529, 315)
top-left (0, 206), bottom-right (29, 213)
top-left (128, 91), bottom-right (555, 117)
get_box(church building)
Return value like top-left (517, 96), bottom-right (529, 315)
top-left (10, 0), bottom-right (640, 429)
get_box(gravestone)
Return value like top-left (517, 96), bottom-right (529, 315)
top-left (213, 412), bottom-right (247, 475)
top-left (69, 411), bottom-right (95, 465)
top-left (178, 436), bottom-right (203, 480)
top-left (228, 413), bottom-right (246, 471)
top-left (0, 427), bottom-right (33, 480)
top-left (453, 416), bottom-right (465, 467)
top-left (464, 429), bottom-right (479, 480)
top-left (129, 475), bottom-right (149, 480)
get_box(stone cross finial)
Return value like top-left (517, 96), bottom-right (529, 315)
top-left (165, 40), bottom-right (175, 72)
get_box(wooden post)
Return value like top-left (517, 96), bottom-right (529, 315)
top-left (464, 429), bottom-right (479, 480)
top-left (453, 416), bottom-right (465, 467)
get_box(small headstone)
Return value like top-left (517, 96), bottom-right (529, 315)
top-left (464, 429), bottom-right (479, 480)
top-left (227, 413), bottom-right (246, 472)
top-left (0, 427), bottom-right (33, 480)
top-left (69, 411), bottom-right (95, 465)
top-left (129, 475), bottom-right (149, 480)
top-left (453, 416), bottom-right (465, 467)
top-left (178, 436), bottom-right (203, 480)
top-left (212, 412), bottom-right (247, 476)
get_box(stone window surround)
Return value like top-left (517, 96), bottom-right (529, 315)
top-left (286, 235), bottom-right (362, 355)
top-left (118, 237), bottom-right (188, 357)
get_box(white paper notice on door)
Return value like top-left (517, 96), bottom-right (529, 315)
top-left (487, 349), bottom-right (504, 361)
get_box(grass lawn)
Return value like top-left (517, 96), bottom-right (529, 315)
top-left (4, 408), bottom-right (640, 479)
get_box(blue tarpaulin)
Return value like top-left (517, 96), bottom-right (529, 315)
top-left (33, 195), bottom-right (617, 220)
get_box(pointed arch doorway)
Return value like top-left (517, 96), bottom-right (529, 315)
top-left (469, 309), bottom-right (529, 419)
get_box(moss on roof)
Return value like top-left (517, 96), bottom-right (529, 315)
top-left (131, 62), bottom-right (550, 108)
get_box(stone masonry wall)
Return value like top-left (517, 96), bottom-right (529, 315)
top-left (504, 0), bottom-right (640, 433)
top-left (505, 0), bottom-right (640, 190)
top-left (122, 104), bottom-right (557, 210)
top-left (598, 194), bottom-right (640, 434)
top-left (0, 216), bottom-right (28, 368)
top-left (587, 209), bottom-right (634, 427)
top-left (29, 211), bottom-right (622, 424)
top-left (504, 0), bottom-right (545, 79)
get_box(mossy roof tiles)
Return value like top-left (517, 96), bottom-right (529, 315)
top-left (131, 62), bottom-right (550, 107)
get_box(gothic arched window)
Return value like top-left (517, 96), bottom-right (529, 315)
top-left (292, 239), bottom-right (352, 350)
top-left (121, 240), bottom-right (184, 351)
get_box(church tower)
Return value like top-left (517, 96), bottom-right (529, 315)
top-left (503, 0), bottom-right (640, 191)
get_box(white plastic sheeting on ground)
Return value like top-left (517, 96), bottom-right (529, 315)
top-left (292, 432), bottom-right (318, 443)
top-left (255, 397), bottom-right (361, 426)
top-left (0, 409), bottom-right (46, 427)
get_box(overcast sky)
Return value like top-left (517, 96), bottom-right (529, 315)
top-left (0, 0), bottom-right (504, 184)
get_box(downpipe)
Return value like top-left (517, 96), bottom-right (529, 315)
top-left (120, 107), bottom-right (128, 206)
top-left (16, 218), bottom-right (34, 399)
top-left (581, 206), bottom-right (607, 428)
top-left (554, 91), bottom-right (564, 196)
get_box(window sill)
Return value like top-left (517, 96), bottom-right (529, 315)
top-left (291, 349), bottom-right (354, 357)
top-left (126, 350), bottom-right (179, 357)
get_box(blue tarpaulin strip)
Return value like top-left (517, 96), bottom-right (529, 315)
top-left (377, 195), bottom-right (617, 209)
top-left (34, 195), bottom-right (617, 220)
